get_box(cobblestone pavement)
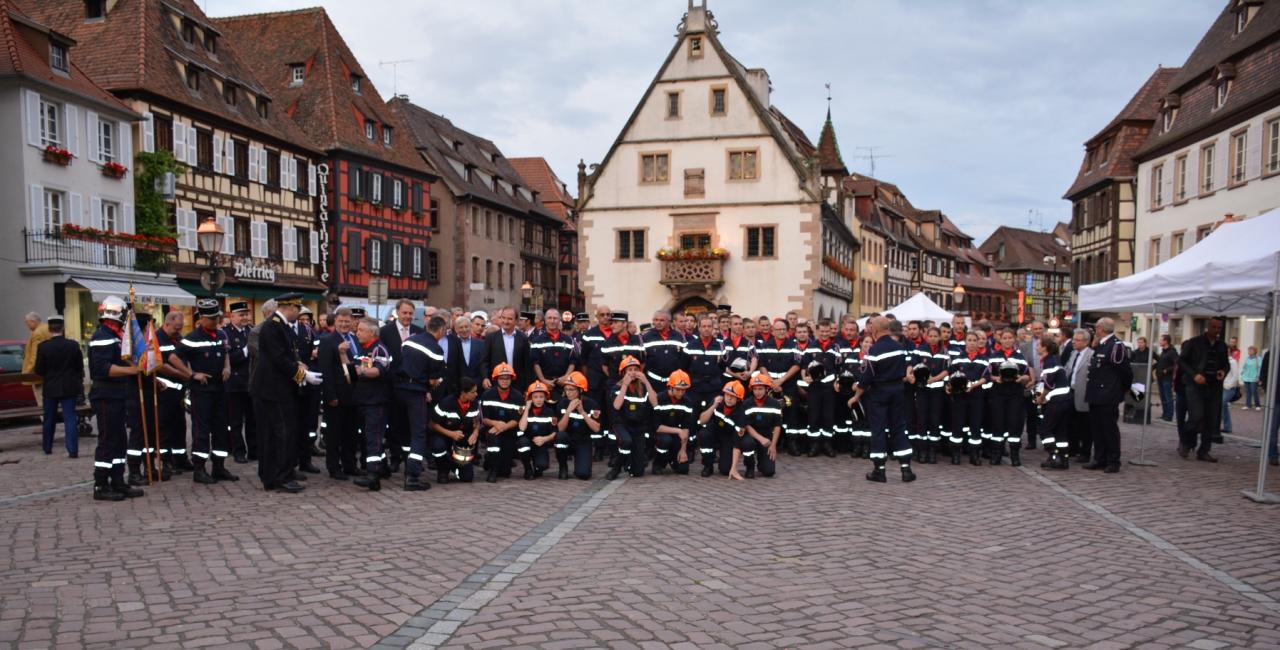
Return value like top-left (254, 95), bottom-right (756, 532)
top-left (1, 409), bottom-right (1278, 649)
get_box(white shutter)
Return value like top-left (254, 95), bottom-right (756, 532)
top-left (25, 90), bottom-right (40, 146)
top-left (225, 138), bottom-right (235, 175)
top-left (29, 185), bottom-right (43, 231)
top-left (289, 157), bottom-right (298, 191)
top-left (219, 214), bottom-right (234, 255)
top-left (173, 119), bottom-right (186, 162)
top-left (1246, 124), bottom-right (1262, 180)
top-left (120, 203), bottom-right (136, 267)
top-left (142, 112), bottom-right (154, 153)
top-left (279, 153), bottom-right (287, 188)
top-left (177, 208), bottom-right (197, 251)
top-left (283, 225), bottom-right (297, 261)
top-left (122, 203), bottom-right (134, 233)
top-left (259, 148), bottom-right (269, 184)
top-left (1160, 160), bottom-right (1173, 203)
top-left (251, 221), bottom-right (266, 258)
top-left (372, 174), bottom-right (382, 203)
top-left (248, 146), bottom-right (258, 182)
top-left (66, 105), bottom-right (79, 157)
top-left (69, 192), bottom-right (83, 227)
top-left (86, 111), bottom-right (100, 163)
top-left (309, 229), bottom-right (319, 263)
top-left (1215, 138), bottom-right (1228, 189)
top-left (119, 121), bottom-right (132, 167)
top-left (89, 198), bottom-right (104, 265)
top-left (188, 125), bottom-right (198, 165)
top-left (308, 163), bottom-right (317, 197)
top-left (213, 135), bottom-right (223, 173)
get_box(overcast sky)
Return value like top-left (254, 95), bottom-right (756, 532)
top-left (206, 0), bottom-right (1222, 243)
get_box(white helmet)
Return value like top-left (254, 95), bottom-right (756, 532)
top-left (98, 295), bottom-right (127, 323)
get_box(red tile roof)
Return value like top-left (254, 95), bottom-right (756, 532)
top-left (1063, 66), bottom-right (1177, 198)
top-left (212, 7), bottom-right (427, 173)
top-left (816, 109), bottom-right (847, 176)
top-left (25, 0), bottom-right (317, 152)
top-left (1, 0), bottom-right (135, 115)
top-left (977, 226), bottom-right (1071, 273)
top-left (508, 157), bottom-right (575, 226)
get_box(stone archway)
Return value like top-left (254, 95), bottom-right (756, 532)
top-left (672, 295), bottom-right (716, 316)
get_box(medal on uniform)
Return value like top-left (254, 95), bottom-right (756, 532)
top-left (629, 404), bottom-right (636, 411)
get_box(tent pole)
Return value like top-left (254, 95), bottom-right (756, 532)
top-left (1130, 308), bottom-right (1158, 466)
top-left (1242, 253), bottom-right (1280, 503)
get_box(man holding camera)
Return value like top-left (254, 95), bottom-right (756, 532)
top-left (1177, 316), bottom-right (1229, 462)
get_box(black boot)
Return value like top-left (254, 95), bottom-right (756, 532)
top-left (951, 446), bottom-right (963, 465)
top-left (557, 462), bottom-right (569, 480)
top-left (785, 436), bottom-right (800, 457)
top-left (485, 467), bottom-right (499, 483)
top-left (744, 461), bottom-right (756, 479)
top-left (1055, 453), bottom-right (1070, 470)
top-left (806, 437), bottom-right (821, 457)
top-left (211, 462), bottom-right (239, 482)
top-left (159, 462), bottom-right (172, 481)
top-left (822, 438), bottom-right (836, 458)
top-left (436, 468), bottom-right (451, 484)
top-left (924, 444), bottom-right (937, 465)
top-left (969, 448), bottom-right (982, 466)
top-left (866, 466), bottom-right (887, 483)
top-left (989, 442), bottom-right (1003, 465)
top-left (173, 456), bottom-right (194, 471)
top-left (700, 463), bottom-right (714, 478)
top-left (93, 482), bottom-right (125, 501)
top-left (1009, 445), bottom-right (1022, 467)
top-left (403, 475), bottom-right (429, 491)
top-left (522, 459), bottom-right (534, 480)
top-left (128, 470), bottom-right (147, 486)
top-left (353, 474), bottom-right (381, 491)
top-left (605, 464), bottom-right (622, 480)
top-left (111, 476), bottom-right (144, 498)
top-left (901, 464), bottom-right (917, 483)
top-left (192, 467), bottom-right (216, 484)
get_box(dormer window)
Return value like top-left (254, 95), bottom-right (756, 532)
top-left (382, 126), bottom-right (391, 145)
top-left (351, 74), bottom-right (362, 94)
top-left (181, 19), bottom-right (196, 44)
top-left (49, 43), bottom-right (68, 73)
top-left (185, 63), bottom-right (200, 91)
top-left (223, 82), bottom-right (237, 106)
top-left (689, 36), bottom-right (703, 58)
top-left (1213, 65), bottom-right (1235, 111)
top-left (365, 120), bottom-right (375, 140)
top-left (1160, 94), bottom-right (1180, 133)
top-left (256, 96), bottom-right (269, 118)
top-left (84, 0), bottom-right (105, 20)
top-left (290, 64), bottom-right (304, 86)
top-left (204, 32), bottom-right (217, 55)
top-left (1233, 2), bottom-right (1258, 34)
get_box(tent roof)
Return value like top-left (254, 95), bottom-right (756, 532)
top-left (859, 292), bottom-right (954, 328)
top-left (1078, 208), bottom-right (1280, 316)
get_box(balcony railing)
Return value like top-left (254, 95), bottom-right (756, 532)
top-left (659, 257), bottom-right (725, 286)
top-left (24, 229), bottom-right (173, 274)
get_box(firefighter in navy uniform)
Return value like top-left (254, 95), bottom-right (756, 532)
top-left (601, 312), bottom-right (643, 459)
top-left (683, 314), bottom-right (726, 466)
top-left (479, 363), bottom-right (524, 483)
top-left (530, 309), bottom-right (578, 402)
top-left (294, 307), bottom-right (322, 475)
top-left (578, 309), bottom-right (615, 459)
top-left (799, 320), bottom-right (841, 457)
top-left (396, 316), bottom-right (449, 491)
top-left (223, 301), bottom-right (256, 465)
top-left (638, 310), bottom-right (687, 388)
top-left (1034, 338), bottom-right (1073, 470)
top-left (125, 312), bottom-right (163, 486)
top-left (652, 370), bottom-right (696, 475)
top-left (947, 332), bottom-right (991, 465)
top-left (755, 319), bottom-right (800, 455)
top-left (988, 328), bottom-right (1033, 466)
top-left (1085, 318), bottom-right (1132, 473)
top-left (737, 373), bottom-right (784, 478)
top-left (431, 377), bottom-right (481, 484)
top-left (518, 381), bottom-right (557, 479)
top-left (343, 317), bottom-right (392, 491)
top-left (606, 355), bottom-right (658, 480)
top-left (178, 299), bottom-right (238, 485)
top-left (854, 316), bottom-right (916, 484)
top-left (554, 372), bottom-right (600, 480)
top-left (87, 296), bottom-right (144, 501)
top-left (912, 327), bottom-right (950, 464)
top-left (154, 313), bottom-right (192, 475)
top-left (697, 381), bottom-right (746, 477)
top-left (833, 318), bottom-right (861, 457)
top-left (721, 317), bottom-right (757, 389)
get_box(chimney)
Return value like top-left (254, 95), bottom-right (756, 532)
top-left (745, 68), bottom-right (771, 106)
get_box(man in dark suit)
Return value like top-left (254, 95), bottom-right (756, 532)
top-left (1085, 318), bottom-right (1132, 473)
top-left (446, 314), bottom-right (486, 395)
top-left (317, 307), bottom-right (360, 480)
top-left (34, 314), bottom-right (83, 457)
top-left (1176, 316), bottom-right (1229, 462)
top-left (251, 293), bottom-right (318, 493)
top-left (380, 299), bottom-right (423, 472)
top-left (483, 306), bottom-right (532, 392)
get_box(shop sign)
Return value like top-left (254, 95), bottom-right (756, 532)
top-left (233, 258), bottom-right (276, 283)
top-left (317, 163), bottom-right (331, 283)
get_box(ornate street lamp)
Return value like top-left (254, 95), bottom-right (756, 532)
top-left (952, 284), bottom-right (965, 313)
top-left (520, 280), bottom-right (533, 312)
top-left (197, 216), bottom-right (226, 294)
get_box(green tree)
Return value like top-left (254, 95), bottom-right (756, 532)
top-left (132, 151), bottom-right (185, 273)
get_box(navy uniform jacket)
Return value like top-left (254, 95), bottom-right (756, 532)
top-left (1039, 355), bottom-right (1070, 402)
top-left (579, 325), bottom-right (613, 381)
top-left (683, 336), bottom-right (725, 393)
top-left (433, 395), bottom-right (479, 438)
top-left (379, 321), bottom-right (424, 380)
top-left (398, 332), bottom-right (446, 397)
top-left (857, 334), bottom-right (909, 389)
top-left (1086, 335), bottom-right (1132, 406)
top-left (946, 334), bottom-right (968, 360)
top-left (222, 324), bottom-right (252, 392)
top-left (797, 338), bottom-right (841, 389)
top-left (155, 328), bottom-right (185, 393)
top-left (653, 390), bottom-right (697, 432)
top-left (558, 395), bottom-right (601, 440)
top-left (755, 335), bottom-right (798, 385)
top-left (249, 313), bottom-right (304, 403)
top-left (705, 403), bottom-right (745, 439)
top-left (602, 331), bottom-right (645, 384)
top-left (521, 402), bottom-right (558, 440)
top-left (611, 383), bottom-right (653, 427)
top-left (177, 327), bottom-right (227, 394)
top-left (948, 352), bottom-right (991, 391)
top-left (347, 339), bottom-right (392, 406)
top-left (721, 334), bottom-right (755, 375)
top-left (743, 396), bottom-right (784, 437)
top-left (639, 329), bottom-right (687, 384)
top-left (988, 347), bottom-right (1031, 394)
top-left (479, 387), bottom-right (524, 428)
top-left (87, 322), bottom-right (130, 400)
top-left (530, 330), bottom-right (577, 382)
top-left (318, 330), bottom-right (358, 405)
top-left (915, 342), bottom-right (950, 389)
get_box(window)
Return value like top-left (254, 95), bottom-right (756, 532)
top-left (267, 222), bottom-right (282, 260)
top-left (429, 199), bottom-right (440, 229)
top-left (42, 189), bottom-right (63, 230)
top-left (666, 92), bottom-right (680, 119)
top-left (256, 96), bottom-right (268, 119)
top-left (1172, 232), bottom-right (1185, 258)
top-left (485, 259), bottom-right (493, 287)
top-left (196, 129), bottom-right (213, 171)
top-left (49, 43), bottom-right (68, 72)
top-left (392, 179), bottom-right (403, 209)
top-left (223, 82), bottom-right (237, 107)
top-left (185, 64), bottom-right (199, 91)
top-left (204, 32), bottom-right (217, 55)
top-left (640, 153), bottom-right (669, 183)
top-left (266, 150), bottom-right (280, 188)
top-left (1230, 130), bottom-right (1247, 185)
top-left (98, 119), bottom-right (115, 162)
top-left (508, 218), bottom-right (515, 242)
top-left (471, 206), bottom-right (479, 235)
top-left (296, 227), bottom-right (310, 263)
top-left (181, 19), bottom-right (196, 44)
top-left (1215, 79), bottom-right (1231, 110)
top-left (617, 229), bottom-right (645, 260)
top-left (689, 36), bottom-right (703, 58)
top-left (428, 250), bottom-right (439, 283)
top-left (1151, 164), bottom-right (1164, 208)
top-left (296, 157), bottom-right (308, 194)
top-left (154, 114), bottom-right (172, 152)
top-left (392, 242), bottom-right (403, 276)
top-left (382, 126), bottom-right (391, 145)
top-left (679, 233), bottom-right (711, 250)
top-left (369, 238), bottom-right (382, 274)
top-left (351, 74), bottom-right (362, 94)
top-left (371, 173), bottom-right (382, 203)
top-left (497, 262), bottom-right (504, 289)
top-left (508, 264), bottom-right (515, 289)
top-left (1236, 6), bottom-right (1249, 33)
top-left (290, 64), bottom-right (305, 85)
top-left (1200, 143), bottom-right (1216, 194)
top-left (1175, 154), bottom-right (1188, 201)
top-left (684, 168), bottom-right (705, 198)
top-left (471, 256), bottom-right (479, 282)
top-left (1162, 109), bottom-right (1176, 133)
top-left (728, 149), bottom-right (759, 180)
top-left (746, 226), bottom-right (776, 258)
top-left (233, 218), bottom-right (250, 256)
top-left (711, 87), bottom-right (726, 116)
top-left (233, 140), bottom-right (248, 180)
top-left (85, 0), bottom-right (105, 19)
top-left (39, 98), bottom-right (59, 146)
top-left (485, 210), bottom-right (493, 238)
top-left (1267, 117), bottom-right (1280, 176)
top-left (1197, 224), bottom-right (1213, 242)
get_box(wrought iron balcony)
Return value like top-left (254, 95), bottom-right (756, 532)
top-left (659, 257), bottom-right (725, 286)
top-left (23, 229), bottom-right (173, 274)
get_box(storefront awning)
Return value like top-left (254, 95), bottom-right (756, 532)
top-left (69, 277), bottom-right (197, 306)
top-left (177, 281), bottom-right (325, 302)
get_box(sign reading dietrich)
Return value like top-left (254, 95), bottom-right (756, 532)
top-left (233, 258), bottom-right (277, 283)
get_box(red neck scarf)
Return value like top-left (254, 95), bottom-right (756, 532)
top-left (617, 332), bottom-right (630, 345)
top-left (497, 388), bottom-right (510, 401)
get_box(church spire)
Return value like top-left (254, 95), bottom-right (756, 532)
top-left (817, 85), bottom-right (848, 177)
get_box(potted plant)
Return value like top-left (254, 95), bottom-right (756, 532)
top-left (101, 161), bottom-right (128, 179)
top-left (42, 145), bottom-right (74, 166)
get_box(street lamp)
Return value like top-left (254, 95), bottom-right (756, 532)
top-left (952, 284), bottom-right (965, 307)
top-left (1043, 254), bottom-right (1059, 320)
top-left (197, 216), bottom-right (226, 294)
top-left (520, 280), bottom-right (533, 312)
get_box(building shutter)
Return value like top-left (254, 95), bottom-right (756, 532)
top-left (382, 238), bottom-right (392, 274)
top-left (120, 203), bottom-right (136, 267)
top-left (347, 231), bottom-right (362, 272)
top-left (309, 229), bottom-right (319, 263)
top-left (412, 182), bottom-right (423, 215)
top-left (347, 166), bottom-right (358, 197)
top-left (66, 105), bottom-right (79, 157)
top-left (29, 185), bottom-right (43, 231)
top-left (142, 112), bottom-right (154, 153)
top-left (279, 153), bottom-right (288, 188)
top-left (225, 138), bottom-right (235, 175)
top-left (288, 157), bottom-right (299, 191)
top-left (86, 111), bottom-right (100, 162)
top-left (68, 192), bottom-right (82, 227)
top-left (248, 146), bottom-right (259, 182)
top-left (213, 135), bottom-right (223, 173)
top-left (308, 163), bottom-right (317, 197)
top-left (25, 90), bottom-right (40, 146)
top-left (1246, 123), bottom-right (1262, 179)
top-left (219, 214), bottom-right (235, 255)
top-left (283, 225), bottom-right (297, 261)
top-left (175, 208), bottom-right (190, 250)
top-left (1161, 160), bottom-right (1173, 203)
top-left (173, 120), bottom-right (186, 162)
top-left (259, 148), bottom-right (269, 184)
top-left (187, 125), bottom-right (198, 165)
top-left (119, 121), bottom-right (132, 167)
top-left (251, 221), bottom-right (267, 258)
top-left (89, 197), bottom-right (104, 265)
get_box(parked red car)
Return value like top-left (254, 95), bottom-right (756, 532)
top-left (0, 339), bottom-right (39, 410)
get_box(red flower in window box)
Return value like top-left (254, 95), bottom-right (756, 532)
top-left (101, 161), bottom-right (128, 179)
top-left (42, 145), bottom-right (73, 166)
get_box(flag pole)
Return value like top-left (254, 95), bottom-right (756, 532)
top-left (127, 284), bottom-right (154, 484)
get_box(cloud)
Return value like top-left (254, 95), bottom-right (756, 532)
top-left (206, 0), bottom-right (1222, 243)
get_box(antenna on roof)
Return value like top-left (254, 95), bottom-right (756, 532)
top-left (1027, 209), bottom-right (1045, 231)
top-left (852, 146), bottom-right (892, 178)
top-left (380, 59), bottom-right (414, 97)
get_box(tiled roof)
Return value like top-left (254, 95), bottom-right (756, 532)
top-left (1063, 66), bottom-right (1177, 198)
top-left (212, 8), bottom-right (427, 173)
top-left (388, 98), bottom-right (559, 221)
top-left (955, 247), bottom-right (1016, 293)
top-left (508, 157), bottom-right (575, 227)
top-left (1, 0), bottom-right (135, 115)
top-left (977, 226), bottom-right (1072, 273)
top-left (26, 0), bottom-right (317, 152)
top-left (1137, 2), bottom-right (1280, 158)
top-left (816, 109), bottom-right (847, 176)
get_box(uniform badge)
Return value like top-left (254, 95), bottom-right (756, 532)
top-left (629, 404), bottom-right (637, 412)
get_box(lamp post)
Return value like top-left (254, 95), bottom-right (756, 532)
top-left (520, 280), bottom-right (533, 313)
top-left (1043, 254), bottom-right (1060, 321)
top-left (952, 284), bottom-right (966, 314)
top-left (197, 216), bottom-right (226, 295)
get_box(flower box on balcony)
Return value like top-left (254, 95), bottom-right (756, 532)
top-left (42, 145), bottom-right (73, 167)
top-left (101, 161), bottom-right (128, 179)
top-left (656, 247), bottom-right (729, 261)
top-left (60, 224), bottom-right (177, 253)
top-left (660, 257), bottom-right (725, 286)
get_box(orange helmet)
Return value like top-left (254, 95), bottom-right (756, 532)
top-left (491, 363), bottom-right (516, 380)
top-left (667, 370), bottom-right (692, 389)
top-left (749, 372), bottom-right (773, 389)
top-left (526, 381), bottom-right (552, 398)
top-left (566, 371), bottom-right (589, 391)
top-left (722, 381), bottom-right (745, 400)
top-left (618, 355), bottom-right (642, 373)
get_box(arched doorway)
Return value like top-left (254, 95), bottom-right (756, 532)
top-left (673, 296), bottom-right (716, 316)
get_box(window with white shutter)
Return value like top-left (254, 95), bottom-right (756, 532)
top-left (213, 135), bottom-right (223, 173)
top-left (142, 112), bottom-right (154, 152)
top-left (225, 137), bottom-right (235, 175)
top-left (87, 111), bottom-right (100, 162)
top-left (28, 185), bottom-right (43, 232)
top-left (308, 163), bottom-right (317, 197)
top-left (68, 193), bottom-right (82, 227)
top-left (175, 209), bottom-right (194, 250)
top-left (248, 146), bottom-right (258, 182)
top-left (173, 120), bottom-right (186, 161)
top-left (289, 157), bottom-right (298, 191)
top-left (187, 125), bottom-right (198, 165)
top-left (309, 229), bottom-right (319, 263)
top-left (259, 148), bottom-right (269, 184)
top-left (250, 221), bottom-right (267, 258)
top-left (65, 105), bottom-right (78, 156)
top-left (283, 225), bottom-right (297, 261)
top-left (219, 214), bottom-right (234, 255)
top-left (25, 90), bottom-right (42, 147)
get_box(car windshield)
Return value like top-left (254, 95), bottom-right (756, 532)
top-left (0, 344), bottom-right (23, 373)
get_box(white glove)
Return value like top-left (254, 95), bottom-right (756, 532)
top-left (304, 370), bottom-right (323, 386)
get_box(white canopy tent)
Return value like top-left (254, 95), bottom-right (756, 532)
top-left (860, 292), bottom-right (954, 329)
top-left (1079, 207), bottom-right (1280, 502)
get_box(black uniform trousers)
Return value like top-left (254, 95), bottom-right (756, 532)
top-left (126, 379), bottom-right (158, 471)
top-left (323, 402), bottom-right (361, 475)
top-left (688, 387), bottom-right (719, 459)
top-left (428, 434), bottom-right (475, 482)
top-left (914, 387), bottom-right (944, 445)
top-left (866, 382), bottom-right (911, 466)
top-left (1069, 408), bottom-right (1092, 458)
top-left (1040, 399), bottom-right (1072, 453)
top-left (989, 386), bottom-right (1025, 447)
top-left (807, 381), bottom-right (835, 440)
top-left (295, 387), bottom-right (320, 464)
top-left (587, 371), bottom-right (609, 446)
top-left (157, 386), bottom-right (186, 462)
top-left (483, 429), bottom-right (517, 478)
top-left (227, 391), bottom-right (257, 459)
top-left (1023, 394), bottom-right (1039, 443)
top-left (359, 404), bottom-right (388, 476)
top-left (739, 434), bottom-right (776, 476)
top-left (393, 389), bottom-right (429, 479)
top-left (612, 419), bottom-right (648, 477)
top-left (255, 396), bottom-right (296, 489)
top-left (92, 397), bottom-right (127, 484)
top-left (1181, 382), bottom-right (1223, 455)
top-left (555, 431), bottom-right (593, 479)
top-left (1089, 402), bottom-right (1122, 466)
top-left (696, 426), bottom-right (738, 476)
top-left (950, 392), bottom-right (984, 448)
top-left (517, 433), bottom-right (551, 473)
top-left (189, 388), bottom-right (228, 469)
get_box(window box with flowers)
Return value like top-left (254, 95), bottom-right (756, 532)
top-left (42, 145), bottom-right (74, 166)
top-left (101, 161), bottom-right (128, 179)
top-left (60, 223), bottom-right (178, 252)
top-left (655, 247), bottom-right (729, 261)
top-left (823, 255), bottom-right (857, 281)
